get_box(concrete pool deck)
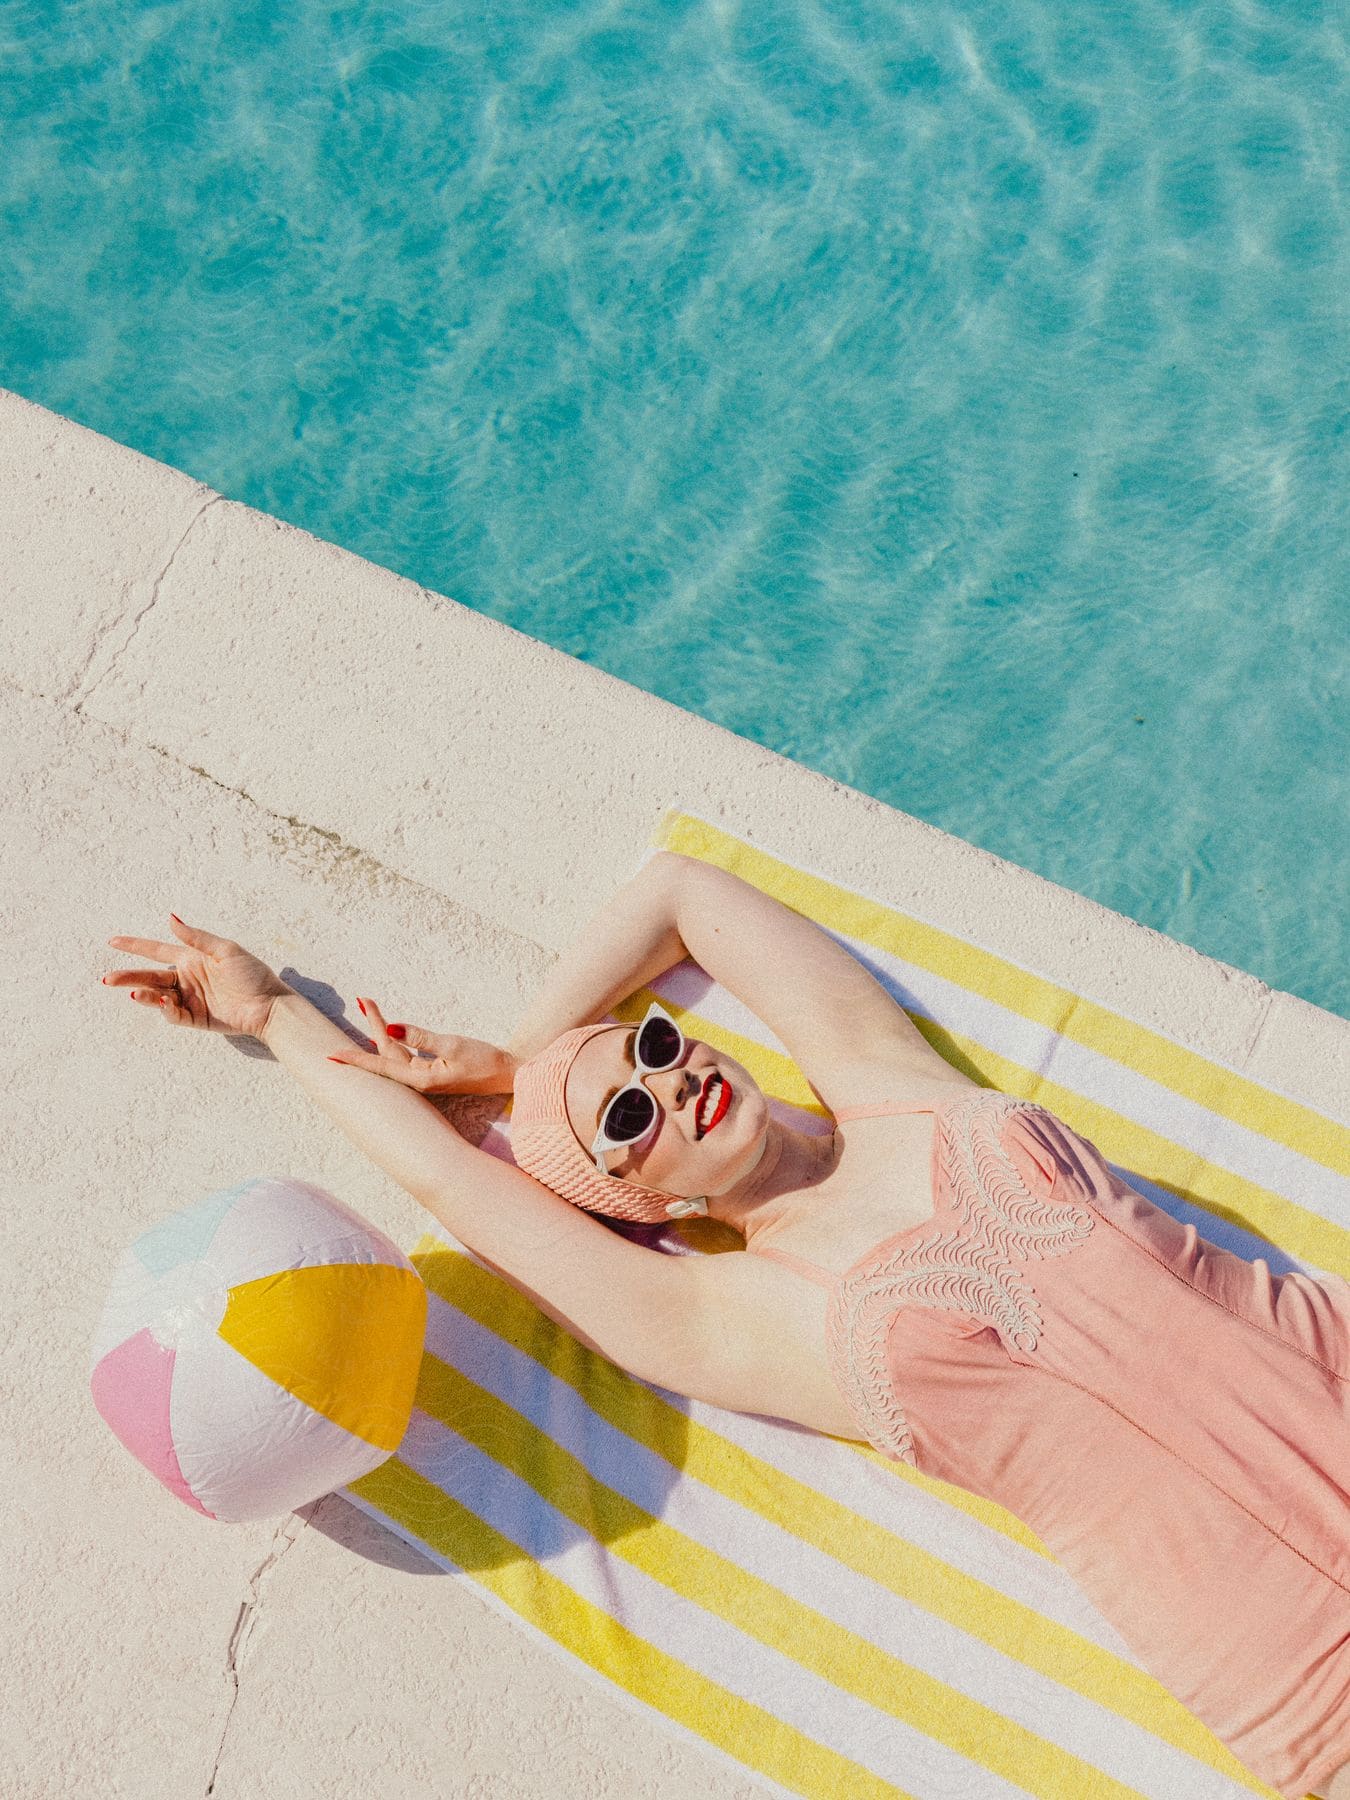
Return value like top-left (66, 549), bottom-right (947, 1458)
top-left (2, 381), bottom-right (1345, 1799)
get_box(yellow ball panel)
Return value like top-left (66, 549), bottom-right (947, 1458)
top-left (219, 1263), bottom-right (427, 1452)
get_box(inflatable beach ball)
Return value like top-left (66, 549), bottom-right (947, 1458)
top-left (89, 1177), bottom-right (427, 1523)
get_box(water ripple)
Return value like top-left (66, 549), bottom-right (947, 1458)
top-left (0, 0), bottom-right (1347, 1010)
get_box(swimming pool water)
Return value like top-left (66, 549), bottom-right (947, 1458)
top-left (3, 0), bottom-right (1347, 1016)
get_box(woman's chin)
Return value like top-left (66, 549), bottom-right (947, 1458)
top-left (705, 1117), bottom-right (769, 1194)
top-left (635, 1088), bottom-right (768, 1197)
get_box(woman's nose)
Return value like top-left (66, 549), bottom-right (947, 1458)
top-left (644, 1065), bottom-right (698, 1109)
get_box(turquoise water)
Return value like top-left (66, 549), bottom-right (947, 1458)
top-left (3, 1), bottom-right (1347, 1017)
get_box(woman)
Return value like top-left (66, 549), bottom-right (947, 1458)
top-left (103, 850), bottom-right (1350, 1800)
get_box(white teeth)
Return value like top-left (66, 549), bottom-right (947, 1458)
top-left (697, 1075), bottom-right (724, 1133)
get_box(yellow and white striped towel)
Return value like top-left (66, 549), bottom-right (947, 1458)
top-left (342, 812), bottom-right (1350, 1800)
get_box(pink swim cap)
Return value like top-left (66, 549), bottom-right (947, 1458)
top-left (510, 1024), bottom-right (706, 1223)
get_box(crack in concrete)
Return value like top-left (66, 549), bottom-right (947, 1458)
top-left (178, 753), bottom-right (421, 891)
top-left (1236, 985), bottom-right (1276, 1071)
top-left (67, 490), bottom-right (223, 710)
top-left (2, 676), bottom-right (534, 950)
top-left (204, 1507), bottom-right (313, 1798)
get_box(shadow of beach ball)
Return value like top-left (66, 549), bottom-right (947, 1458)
top-left (88, 1177), bottom-right (427, 1522)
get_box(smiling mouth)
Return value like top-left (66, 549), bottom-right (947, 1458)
top-left (695, 1071), bottom-right (732, 1137)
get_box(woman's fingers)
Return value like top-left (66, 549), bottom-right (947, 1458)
top-left (159, 988), bottom-right (192, 1027)
top-left (384, 1022), bottom-right (460, 1059)
top-left (104, 966), bottom-right (180, 992)
top-left (102, 946), bottom-right (199, 1025)
top-left (383, 1022), bottom-right (456, 1056)
top-left (356, 997), bottom-right (411, 1063)
top-left (108, 918), bottom-right (235, 965)
top-left (112, 971), bottom-right (192, 1024)
top-left (106, 935), bottom-right (180, 965)
top-left (167, 915), bottom-right (235, 955)
top-left (127, 976), bottom-right (206, 1030)
top-left (328, 1048), bottom-right (429, 1090)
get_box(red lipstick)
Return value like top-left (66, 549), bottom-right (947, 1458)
top-left (696, 1071), bottom-right (732, 1137)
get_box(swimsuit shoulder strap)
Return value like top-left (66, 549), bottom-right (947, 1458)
top-left (833, 1098), bottom-right (943, 1121)
top-left (750, 1093), bottom-right (976, 1290)
top-left (752, 1244), bottom-right (837, 1291)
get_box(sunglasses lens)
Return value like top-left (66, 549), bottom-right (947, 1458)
top-left (637, 1016), bottom-right (682, 1069)
top-left (604, 1086), bottom-right (658, 1145)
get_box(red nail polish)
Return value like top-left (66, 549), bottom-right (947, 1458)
top-left (387, 1024), bottom-right (405, 1040)
top-left (357, 998), bottom-right (367, 1015)
top-left (327, 1056), bottom-right (343, 1064)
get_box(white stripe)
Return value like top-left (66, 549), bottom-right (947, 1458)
top-left (820, 932), bottom-right (1348, 1217)
top-left (654, 963), bottom-right (1348, 1286)
top-left (682, 1398), bottom-right (1141, 1656)
top-left (654, 939), bottom-right (1350, 1222)
top-left (392, 1406), bottom-right (1035, 1800)
top-left (337, 1488), bottom-right (798, 1800)
top-left (418, 1290), bottom-right (1235, 1799)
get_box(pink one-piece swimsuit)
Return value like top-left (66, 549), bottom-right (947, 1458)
top-left (753, 1088), bottom-right (1350, 1800)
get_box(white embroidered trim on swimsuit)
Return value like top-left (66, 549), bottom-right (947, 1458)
top-left (825, 1092), bottom-right (1095, 1467)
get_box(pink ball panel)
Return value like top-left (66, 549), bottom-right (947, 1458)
top-left (90, 1327), bottom-right (215, 1518)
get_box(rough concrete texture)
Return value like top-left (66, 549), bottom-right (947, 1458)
top-left (0, 683), bottom-right (763, 1800)
top-left (2, 383), bottom-right (1345, 1799)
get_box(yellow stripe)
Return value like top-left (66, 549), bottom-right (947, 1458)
top-left (617, 986), bottom-right (1350, 1280)
top-left (941, 1035), bottom-right (1350, 1277)
top-left (345, 1455), bottom-right (909, 1800)
top-left (611, 988), bottom-right (831, 1115)
top-left (653, 811), bottom-right (1350, 1178)
top-left (406, 1241), bottom-right (1270, 1795)
top-left (407, 1343), bottom-right (1150, 1800)
top-left (355, 811), bottom-right (1333, 1800)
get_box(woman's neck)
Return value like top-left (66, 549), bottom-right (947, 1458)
top-left (708, 1117), bottom-right (838, 1241)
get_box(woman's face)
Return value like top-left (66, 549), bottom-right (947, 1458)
top-left (564, 1024), bottom-right (770, 1198)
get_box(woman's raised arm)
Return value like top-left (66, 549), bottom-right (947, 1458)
top-left (509, 850), bottom-right (950, 1111)
top-left (261, 991), bottom-right (709, 1387)
top-left (505, 853), bottom-right (689, 1060)
top-left (103, 920), bottom-right (725, 1395)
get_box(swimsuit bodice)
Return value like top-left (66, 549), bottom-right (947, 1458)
top-left (751, 1088), bottom-right (1097, 1463)
top-left (747, 1085), bottom-right (1350, 1799)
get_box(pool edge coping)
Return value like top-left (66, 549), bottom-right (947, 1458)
top-left (3, 381), bottom-right (1344, 1117)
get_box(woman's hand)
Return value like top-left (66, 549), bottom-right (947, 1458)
top-left (101, 915), bottom-right (294, 1040)
top-left (327, 996), bottom-right (520, 1097)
